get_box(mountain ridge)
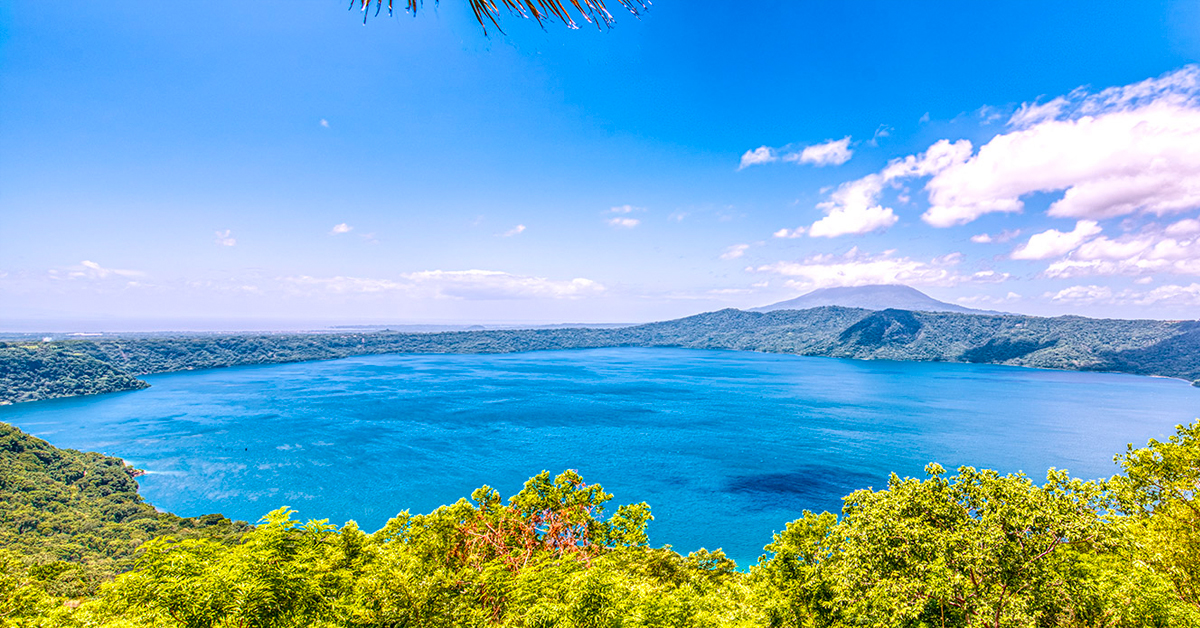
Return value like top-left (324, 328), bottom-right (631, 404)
top-left (750, 284), bottom-right (1001, 315)
top-left (3, 305), bottom-right (1198, 405)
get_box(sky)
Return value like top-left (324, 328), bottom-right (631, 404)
top-left (2, 1), bottom-right (1200, 330)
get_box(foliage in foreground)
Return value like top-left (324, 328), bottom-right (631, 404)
top-left (2, 421), bottom-right (1200, 627)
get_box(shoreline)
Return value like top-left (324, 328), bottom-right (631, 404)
top-left (5, 307), bottom-right (1198, 405)
top-left (4, 343), bottom-right (1198, 408)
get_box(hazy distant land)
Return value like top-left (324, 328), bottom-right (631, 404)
top-left (3, 301), bottom-right (1198, 404)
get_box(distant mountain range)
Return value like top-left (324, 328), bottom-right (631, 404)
top-left (4, 302), bottom-right (1199, 405)
top-left (751, 285), bottom-right (999, 315)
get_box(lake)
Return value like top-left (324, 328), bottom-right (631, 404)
top-left (2, 347), bottom-right (1197, 566)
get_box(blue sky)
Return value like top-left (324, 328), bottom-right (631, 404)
top-left (2, 1), bottom-right (1199, 329)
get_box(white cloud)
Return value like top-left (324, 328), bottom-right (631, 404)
top-left (881, 138), bottom-right (976, 180)
top-left (1165, 217), bottom-right (1200, 236)
top-left (1046, 284), bottom-right (1114, 304)
top-left (807, 175), bottom-right (893, 238)
top-left (285, 275), bottom-right (409, 294)
top-left (1073, 235), bottom-right (1160, 260)
top-left (1043, 282), bottom-right (1200, 307)
top-left (606, 206), bottom-right (645, 227)
top-left (720, 244), bottom-right (750, 260)
top-left (500, 224), bottom-right (526, 237)
top-left (67, 260), bottom-right (146, 280)
top-left (215, 229), bottom-right (236, 246)
top-left (738, 146), bottom-right (777, 169)
top-left (976, 105), bottom-right (1005, 125)
top-left (402, 270), bottom-right (603, 299)
top-left (804, 139), bottom-right (971, 238)
top-left (753, 248), bottom-right (1005, 290)
top-left (668, 211), bottom-right (688, 222)
top-left (957, 292), bottom-right (1022, 306)
top-left (806, 68), bottom-right (1200, 230)
top-left (921, 66), bottom-right (1200, 226)
top-left (1011, 220), bottom-right (1102, 260)
top-left (1038, 219), bottom-right (1200, 278)
top-left (1009, 96), bottom-right (1071, 128)
top-left (1136, 283), bottom-right (1200, 305)
top-left (969, 270), bottom-right (1011, 283)
top-left (741, 138), bottom-right (854, 170)
top-left (320, 119), bottom-right (330, 128)
top-left (787, 137), bottom-right (853, 167)
top-left (330, 223), bottom-right (353, 235)
top-left (809, 204), bottom-right (898, 238)
top-left (1041, 240), bottom-right (1200, 276)
top-left (867, 125), bottom-right (892, 147)
top-left (773, 227), bottom-right (806, 239)
top-left (285, 270), bottom-right (605, 300)
top-left (970, 229), bottom-right (1021, 244)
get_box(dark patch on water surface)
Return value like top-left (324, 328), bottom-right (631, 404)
top-left (723, 467), bottom-right (881, 511)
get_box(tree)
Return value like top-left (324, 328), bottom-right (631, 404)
top-left (352, 0), bottom-right (649, 34)
top-left (72, 471), bottom-right (664, 627)
top-left (756, 465), bottom-right (1111, 628)
top-left (1111, 420), bottom-right (1200, 612)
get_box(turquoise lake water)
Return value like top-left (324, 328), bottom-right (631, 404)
top-left (2, 347), bottom-right (1198, 566)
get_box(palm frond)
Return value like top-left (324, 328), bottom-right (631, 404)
top-left (352, 0), bottom-right (649, 34)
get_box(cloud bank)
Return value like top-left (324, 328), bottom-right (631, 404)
top-left (1039, 218), bottom-right (1200, 278)
top-left (63, 260), bottom-right (146, 280)
top-left (753, 247), bottom-right (1007, 290)
top-left (804, 66), bottom-right (1200, 238)
top-left (284, 270), bottom-right (605, 300)
top-left (924, 67), bottom-right (1200, 226)
top-left (1046, 283), bottom-right (1200, 307)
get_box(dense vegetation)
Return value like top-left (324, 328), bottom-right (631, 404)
top-left (0, 423), bottom-right (248, 601)
top-left (1, 419), bottom-right (1199, 626)
top-left (4, 306), bottom-right (1199, 405)
top-left (0, 345), bottom-right (148, 405)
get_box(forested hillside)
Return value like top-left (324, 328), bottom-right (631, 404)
top-left (4, 307), bottom-right (1199, 405)
top-left (0, 423), bottom-right (248, 600)
top-left (0, 344), bottom-right (148, 404)
top-left (2, 419), bottom-right (1199, 626)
